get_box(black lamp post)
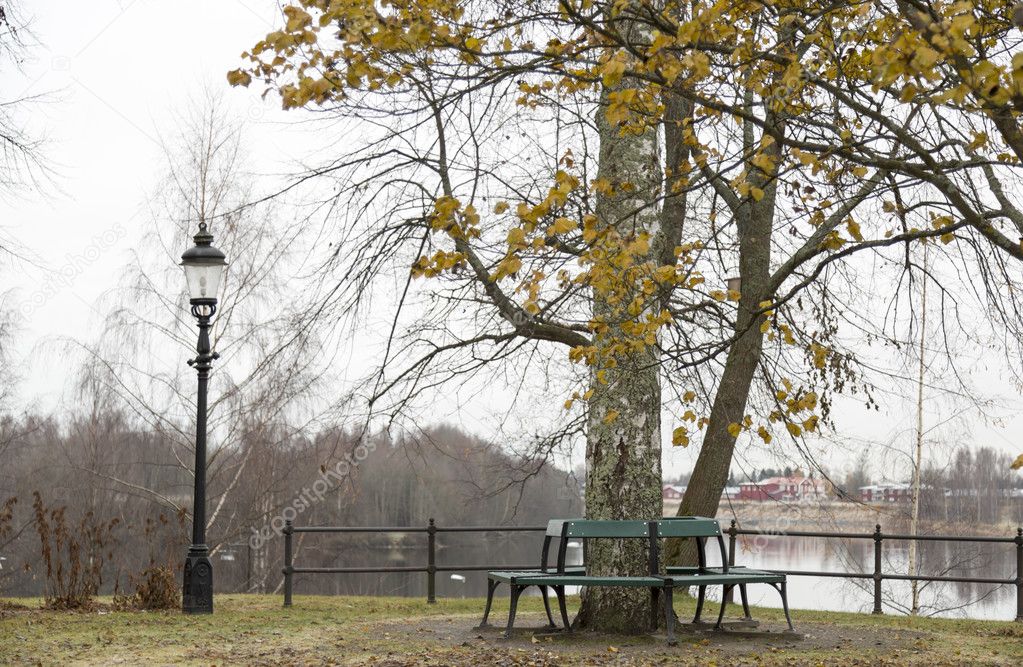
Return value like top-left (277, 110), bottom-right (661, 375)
top-left (180, 221), bottom-right (227, 615)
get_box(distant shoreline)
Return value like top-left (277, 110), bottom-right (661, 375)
top-left (662, 499), bottom-right (1022, 537)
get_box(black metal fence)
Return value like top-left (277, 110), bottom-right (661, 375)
top-left (281, 518), bottom-right (1023, 621)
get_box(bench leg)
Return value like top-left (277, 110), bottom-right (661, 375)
top-left (778, 581), bottom-right (794, 631)
top-left (555, 585), bottom-right (572, 631)
top-left (649, 587), bottom-right (659, 630)
top-left (715, 585), bottom-right (733, 630)
top-left (693, 585), bottom-right (706, 624)
top-left (539, 585), bottom-right (557, 629)
top-left (477, 579), bottom-right (498, 628)
top-left (664, 585), bottom-right (677, 646)
top-left (504, 584), bottom-right (523, 639)
top-left (739, 584), bottom-right (752, 621)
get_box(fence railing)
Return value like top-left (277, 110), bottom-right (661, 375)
top-left (281, 518), bottom-right (1023, 621)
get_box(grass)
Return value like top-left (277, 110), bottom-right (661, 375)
top-left (1, 593), bottom-right (1022, 665)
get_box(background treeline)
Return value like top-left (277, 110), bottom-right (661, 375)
top-left (0, 411), bottom-right (581, 598)
top-left (916, 448), bottom-right (1023, 526)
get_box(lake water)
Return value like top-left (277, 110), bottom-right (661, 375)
top-left (282, 530), bottom-right (1020, 621)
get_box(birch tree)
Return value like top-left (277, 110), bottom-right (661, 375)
top-left (68, 95), bottom-right (333, 562)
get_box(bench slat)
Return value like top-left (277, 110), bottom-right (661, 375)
top-left (656, 517), bottom-right (721, 537)
top-left (511, 575), bottom-right (665, 587)
top-left (565, 520), bottom-right (650, 538)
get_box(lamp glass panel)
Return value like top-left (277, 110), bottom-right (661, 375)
top-left (183, 263), bottom-right (224, 300)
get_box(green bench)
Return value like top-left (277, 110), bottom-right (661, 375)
top-left (478, 518), bottom-right (576, 632)
top-left (480, 517), bottom-right (793, 644)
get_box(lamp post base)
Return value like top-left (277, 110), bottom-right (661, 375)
top-left (182, 547), bottom-right (213, 614)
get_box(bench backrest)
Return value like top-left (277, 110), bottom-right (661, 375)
top-left (656, 516), bottom-right (728, 572)
top-left (538, 517), bottom-right (731, 574)
top-left (655, 516), bottom-right (720, 538)
top-left (553, 520), bottom-right (657, 574)
top-left (539, 519), bottom-right (578, 572)
top-left (563, 520), bottom-right (651, 538)
top-left (546, 519), bottom-right (570, 537)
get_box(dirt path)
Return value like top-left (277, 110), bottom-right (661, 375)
top-left (349, 612), bottom-right (941, 666)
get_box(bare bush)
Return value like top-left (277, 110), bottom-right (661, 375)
top-left (31, 491), bottom-right (119, 610)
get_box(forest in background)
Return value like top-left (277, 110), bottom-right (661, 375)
top-left (0, 414), bottom-right (581, 598)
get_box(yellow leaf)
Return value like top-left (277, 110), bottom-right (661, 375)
top-left (756, 426), bottom-right (772, 444)
top-left (603, 410), bottom-right (620, 424)
top-left (727, 422), bottom-right (742, 438)
top-left (227, 69), bottom-right (252, 87)
top-left (1011, 454), bottom-right (1023, 470)
top-left (912, 46), bottom-right (940, 70)
top-left (600, 54), bottom-right (628, 87)
top-left (811, 343), bottom-right (829, 369)
top-left (751, 154), bottom-right (774, 173)
top-left (493, 255), bottom-right (522, 280)
top-left (282, 6), bottom-right (312, 32)
top-left (672, 427), bottom-right (690, 447)
top-left (550, 217), bottom-right (577, 235)
top-left (750, 187), bottom-right (765, 202)
top-left (494, 201), bottom-right (510, 214)
top-left (846, 219), bottom-right (864, 242)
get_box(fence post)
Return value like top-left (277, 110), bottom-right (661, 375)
top-left (427, 518), bottom-right (437, 604)
top-left (726, 519), bottom-right (738, 603)
top-left (872, 523), bottom-right (883, 615)
top-left (283, 519), bottom-right (293, 607)
top-left (1015, 527), bottom-right (1022, 622)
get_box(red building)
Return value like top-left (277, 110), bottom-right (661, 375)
top-left (859, 483), bottom-right (913, 503)
top-left (738, 476), bottom-right (826, 502)
top-left (662, 484), bottom-right (686, 500)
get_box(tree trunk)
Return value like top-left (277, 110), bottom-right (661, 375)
top-left (664, 103), bottom-right (781, 565)
top-left (576, 349), bottom-right (662, 632)
top-left (909, 246), bottom-right (927, 615)
top-left (664, 252), bottom-right (767, 565)
top-left (575, 30), bottom-right (663, 632)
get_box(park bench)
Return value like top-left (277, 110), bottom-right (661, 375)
top-left (654, 517), bottom-right (792, 634)
top-left (477, 518), bottom-right (576, 632)
top-left (479, 517), bottom-right (792, 644)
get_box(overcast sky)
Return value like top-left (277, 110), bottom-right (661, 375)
top-left (2, 0), bottom-right (292, 398)
top-left (2, 0), bottom-right (1020, 483)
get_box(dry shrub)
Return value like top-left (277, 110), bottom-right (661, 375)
top-left (129, 565), bottom-right (177, 610)
top-left (31, 491), bottom-right (119, 610)
top-left (0, 496), bottom-right (16, 595)
top-left (0, 496), bottom-right (15, 539)
top-left (115, 514), bottom-right (181, 610)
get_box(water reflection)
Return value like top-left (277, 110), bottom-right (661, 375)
top-left (733, 534), bottom-right (1017, 620)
